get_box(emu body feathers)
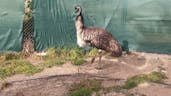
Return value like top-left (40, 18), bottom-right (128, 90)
top-left (74, 5), bottom-right (122, 57)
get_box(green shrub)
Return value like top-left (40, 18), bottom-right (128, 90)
top-left (71, 58), bottom-right (86, 66)
top-left (0, 60), bottom-right (42, 79)
top-left (46, 48), bottom-right (58, 59)
top-left (69, 79), bottom-right (102, 96)
top-left (70, 87), bottom-right (92, 96)
top-left (2, 52), bottom-right (21, 60)
top-left (41, 59), bottom-right (64, 68)
top-left (123, 72), bottom-right (167, 89)
top-left (87, 48), bottom-right (99, 57)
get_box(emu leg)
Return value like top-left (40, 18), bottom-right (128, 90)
top-left (96, 49), bottom-right (103, 69)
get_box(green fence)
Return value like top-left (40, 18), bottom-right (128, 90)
top-left (1, 0), bottom-right (171, 54)
top-left (33, 0), bottom-right (171, 54)
top-left (0, 0), bottom-right (24, 52)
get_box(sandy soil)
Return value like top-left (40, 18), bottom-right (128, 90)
top-left (0, 52), bottom-right (171, 96)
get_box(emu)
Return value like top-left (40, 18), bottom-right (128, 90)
top-left (74, 5), bottom-right (122, 68)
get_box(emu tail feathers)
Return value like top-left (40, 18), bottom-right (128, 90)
top-left (110, 40), bottom-right (122, 57)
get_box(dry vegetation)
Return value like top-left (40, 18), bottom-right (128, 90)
top-left (0, 47), bottom-right (99, 80)
top-left (0, 52), bottom-right (41, 79)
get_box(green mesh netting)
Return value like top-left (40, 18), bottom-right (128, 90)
top-left (33, 0), bottom-right (171, 54)
top-left (0, 0), bottom-right (24, 52)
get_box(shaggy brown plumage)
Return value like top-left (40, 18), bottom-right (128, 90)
top-left (74, 5), bottom-right (122, 57)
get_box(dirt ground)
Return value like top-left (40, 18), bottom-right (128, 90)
top-left (0, 52), bottom-right (171, 96)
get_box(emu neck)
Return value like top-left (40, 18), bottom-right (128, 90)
top-left (75, 13), bottom-right (84, 33)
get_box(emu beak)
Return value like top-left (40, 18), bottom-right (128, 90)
top-left (71, 5), bottom-right (80, 21)
top-left (71, 11), bottom-right (76, 21)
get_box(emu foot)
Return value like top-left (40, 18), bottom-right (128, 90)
top-left (95, 63), bottom-right (103, 70)
top-left (95, 66), bottom-right (103, 70)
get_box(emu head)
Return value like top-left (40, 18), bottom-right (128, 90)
top-left (74, 5), bottom-right (82, 16)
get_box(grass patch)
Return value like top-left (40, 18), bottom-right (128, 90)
top-left (45, 48), bottom-right (58, 59)
top-left (70, 87), bottom-right (92, 96)
top-left (99, 71), bottom-right (167, 94)
top-left (71, 58), bottom-right (86, 66)
top-left (70, 74), bottom-right (163, 96)
top-left (0, 52), bottom-right (22, 61)
top-left (69, 79), bottom-right (102, 96)
top-left (44, 47), bottom-right (88, 66)
top-left (102, 86), bottom-right (123, 94)
top-left (67, 47), bottom-right (86, 65)
top-left (0, 60), bottom-right (42, 79)
top-left (0, 47), bottom-right (99, 79)
top-left (147, 71), bottom-right (167, 82)
top-left (87, 48), bottom-right (99, 57)
top-left (65, 48), bottom-right (99, 65)
top-left (122, 71), bottom-right (167, 89)
top-left (40, 59), bottom-right (64, 68)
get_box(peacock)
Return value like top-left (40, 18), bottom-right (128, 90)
top-left (74, 5), bottom-right (122, 69)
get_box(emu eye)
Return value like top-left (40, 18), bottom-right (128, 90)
top-left (75, 6), bottom-right (78, 10)
top-left (75, 9), bottom-right (79, 13)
